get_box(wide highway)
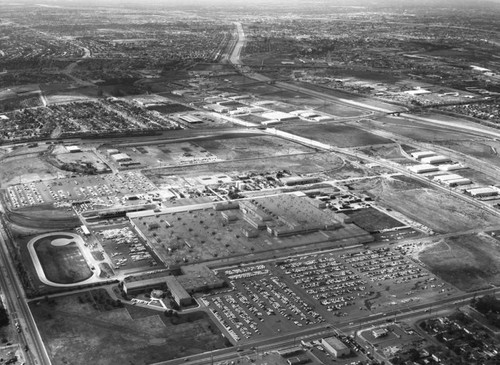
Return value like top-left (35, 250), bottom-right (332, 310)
top-left (0, 218), bottom-right (51, 365)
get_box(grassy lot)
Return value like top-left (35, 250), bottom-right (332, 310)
top-left (347, 207), bottom-right (405, 233)
top-left (34, 234), bottom-right (92, 284)
top-left (419, 234), bottom-right (500, 291)
top-left (30, 291), bottom-right (228, 365)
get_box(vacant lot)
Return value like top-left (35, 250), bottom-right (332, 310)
top-left (195, 135), bottom-right (313, 160)
top-left (281, 124), bottom-right (392, 148)
top-left (31, 292), bottom-right (227, 365)
top-left (347, 207), bottom-right (405, 233)
top-left (144, 152), bottom-right (345, 184)
top-left (0, 155), bottom-right (62, 187)
top-left (419, 234), bottom-right (500, 291)
top-left (34, 234), bottom-right (92, 284)
top-left (349, 177), bottom-right (499, 233)
top-left (360, 116), bottom-right (484, 142)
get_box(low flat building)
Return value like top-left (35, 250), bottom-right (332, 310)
top-left (261, 111), bottom-right (297, 121)
top-left (438, 164), bottom-right (462, 171)
top-left (123, 277), bottom-right (167, 295)
top-left (466, 187), bottom-right (499, 197)
top-left (420, 155), bottom-right (452, 165)
top-left (433, 174), bottom-right (463, 182)
top-left (66, 145), bottom-right (81, 153)
top-left (179, 114), bottom-right (203, 124)
top-left (373, 328), bottom-right (389, 338)
top-left (411, 151), bottom-right (436, 160)
top-left (112, 153), bottom-right (132, 162)
top-left (408, 164), bottom-right (439, 174)
top-left (278, 347), bottom-right (304, 357)
top-left (445, 178), bottom-right (471, 187)
top-left (165, 276), bottom-right (192, 306)
top-left (321, 337), bottom-right (350, 358)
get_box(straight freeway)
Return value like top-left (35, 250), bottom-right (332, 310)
top-left (0, 219), bottom-right (51, 365)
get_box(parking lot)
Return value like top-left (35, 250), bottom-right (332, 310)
top-left (5, 171), bottom-right (157, 210)
top-left (94, 225), bottom-right (160, 271)
top-left (204, 246), bottom-right (454, 344)
top-left (204, 264), bottom-right (325, 343)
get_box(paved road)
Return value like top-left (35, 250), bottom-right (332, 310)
top-left (229, 22), bottom-right (245, 66)
top-left (0, 222), bottom-right (51, 365)
top-left (157, 286), bottom-right (500, 365)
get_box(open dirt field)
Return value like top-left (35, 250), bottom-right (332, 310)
top-left (144, 152), bottom-right (345, 184)
top-left (0, 156), bottom-right (63, 187)
top-left (281, 124), bottom-right (393, 148)
top-left (194, 135), bottom-right (313, 160)
top-left (358, 144), bottom-right (415, 165)
top-left (108, 135), bottom-right (314, 169)
top-left (348, 177), bottom-right (499, 234)
top-left (360, 116), bottom-right (486, 142)
top-left (30, 292), bottom-right (227, 365)
top-left (436, 140), bottom-right (500, 165)
top-left (419, 233), bottom-right (500, 291)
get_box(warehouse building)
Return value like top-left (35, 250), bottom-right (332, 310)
top-left (445, 178), bottom-right (471, 187)
top-left (411, 151), bottom-right (436, 160)
top-left (438, 164), bottom-right (462, 171)
top-left (466, 187), bottom-right (499, 198)
top-left (111, 153), bottom-right (132, 162)
top-left (433, 174), bottom-right (463, 182)
top-left (66, 145), bottom-right (81, 153)
top-left (372, 328), bottom-right (389, 338)
top-left (321, 337), bottom-right (350, 358)
top-left (281, 176), bottom-right (320, 186)
top-left (261, 111), bottom-right (297, 122)
top-left (165, 276), bottom-right (192, 306)
top-left (408, 164), bottom-right (439, 174)
top-left (178, 264), bottom-right (225, 293)
top-left (179, 114), bottom-right (203, 124)
top-left (204, 104), bottom-right (229, 113)
top-left (420, 155), bottom-right (452, 165)
top-left (123, 277), bottom-right (167, 295)
top-left (278, 347), bottom-right (304, 357)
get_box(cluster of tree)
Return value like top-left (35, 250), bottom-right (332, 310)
top-left (472, 295), bottom-right (500, 314)
top-left (78, 290), bottom-right (124, 311)
top-left (0, 306), bottom-right (9, 327)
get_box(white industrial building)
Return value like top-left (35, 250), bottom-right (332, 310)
top-left (179, 114), bottom-right (203, 124)
top-left (111, 153), bottom-right (132, 162)
top-left (433, 174), bottom-right (463, 182)
top-left (408, 164), bottom-right (439, 174)
top-left (66, 145), bottom-right (81, 153)
top-left (438, 164), bottom-right (462, 171)
top-left (321, 337), bottom-right (350, 358)
top-left (466, 187), bottom-right (499, 197)
top-left (411, 151), bottom-right (436, 160)
top-left (420, 155), bottom-right (452, 165)
top-left (261, 111), bottom-right (297, 121)
top-left (444, 178), bottom-right (471, 187)
top-left (204, 104), bottom-right (229, 113)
